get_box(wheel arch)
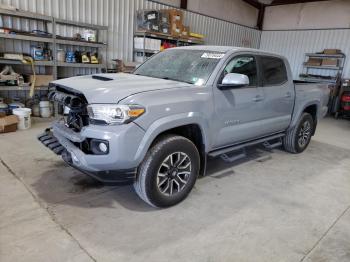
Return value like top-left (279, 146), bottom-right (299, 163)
top-left (134, 113), bottom-right (210, 176)
top-left (290, 101), bottom-right (320, 129)
top-left (303, 104), bottom-right (318, 135)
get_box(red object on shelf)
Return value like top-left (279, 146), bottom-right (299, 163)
top-left (341, 93), bottom-right (350, 102)
top-left (341, 92), bottom-right (350, 112)
top-left (162, 41), bottom-right (176, 50)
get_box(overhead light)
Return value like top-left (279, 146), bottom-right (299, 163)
top-left (257, 0), bottom-right (274, 4)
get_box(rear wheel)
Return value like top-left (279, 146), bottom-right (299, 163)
top-left (134, 135), bottom-right (200, 207)
top-left (283, 113), bottom-right (314, 153)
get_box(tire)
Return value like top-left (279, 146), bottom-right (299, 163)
top-left (283, 113), bottom-right (314, 153)
top-left (134, 135), bottom-right (200, 208)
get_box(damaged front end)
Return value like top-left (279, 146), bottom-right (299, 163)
top-left (37, 84), bottom-right (89, 156)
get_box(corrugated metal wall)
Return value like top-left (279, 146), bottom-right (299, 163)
top-left (0, 0), bottom-right (261, 66)
top-left (260, 29), bottom-right (350, 79)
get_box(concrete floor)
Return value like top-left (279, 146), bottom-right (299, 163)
top-left (0, 117), bottom-right (349, 262)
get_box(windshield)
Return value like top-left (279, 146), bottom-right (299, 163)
top-left (134, 49), bottom-right (225, 86)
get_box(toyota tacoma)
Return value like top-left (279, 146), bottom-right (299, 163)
top-left (38, 46), bottom-right (330, 207)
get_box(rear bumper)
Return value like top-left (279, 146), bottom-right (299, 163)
top-left (38, 121), bottom-right (145, 182)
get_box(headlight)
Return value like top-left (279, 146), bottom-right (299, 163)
top-left (87, 104), bottom-right (145, 125)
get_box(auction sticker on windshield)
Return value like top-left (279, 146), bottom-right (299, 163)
top-left (201, 53), bottom-right (225, 59)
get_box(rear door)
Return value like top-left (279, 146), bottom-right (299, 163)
top-left (257, 56), bottom-right (295, 133)
top-left (212, 54), bottom-right (267, 148)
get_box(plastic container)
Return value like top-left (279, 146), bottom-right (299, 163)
top-left (0, 97), bottom-right (8, 114)
top-left (9, 98), bottom-right (24, 114)
top-left (83, 29), bottom-right (96, 42)
top-left (39, 101), bottom-right (51, 118)
top-left (12, 108), bottom-right (32, 130)
top-left (31, 45), bottom-right (44, 60)
top-left (57, 49), bottom-right (65, 62)
top-left (66, 51), bottom-right (76, 63)
top-left (32, 103), bottom-right (40, 117)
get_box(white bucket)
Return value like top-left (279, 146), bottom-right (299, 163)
top-left (40, 101), bottom-right (51, 118)
top-left (12, 108), bottom-right (32, 130)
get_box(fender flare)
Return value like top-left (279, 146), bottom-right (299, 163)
top-left (290, 100), bottom-right (320, 128)
top-left (133, 112), bottom-right (211, 163)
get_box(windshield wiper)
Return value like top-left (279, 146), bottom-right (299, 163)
top-left (160, 77), bottom-right (193, 85)
top-left (134, 74), bottom-right (193, 85)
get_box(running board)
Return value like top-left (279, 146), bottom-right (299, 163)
top-left (208, 133), bottom-right (285, 158)
top-left (263, 139), bottom-right (283, 150)
top-left (220, 149), bottom-right (246, 163)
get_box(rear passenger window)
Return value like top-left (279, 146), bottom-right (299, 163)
top-left (261, 57), bottom-right (287, 86)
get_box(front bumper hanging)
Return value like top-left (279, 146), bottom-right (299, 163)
top-left (37, 128), bottom-right (136, 184)
top-left (37, 129), bottom-right (65, 155)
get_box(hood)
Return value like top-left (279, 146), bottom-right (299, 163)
top-left (51, 73), bottom-right (191, 103)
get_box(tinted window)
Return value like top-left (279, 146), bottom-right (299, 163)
top-left (261, 56), bottom-right (287, 86)
top-left (221, 56), bottom-right (258, 87)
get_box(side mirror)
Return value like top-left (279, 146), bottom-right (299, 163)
top-left (218, 73), bottom-right (249, 90)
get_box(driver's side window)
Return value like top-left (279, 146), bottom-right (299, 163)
top-left (220, 55), bottom-right (258, 87)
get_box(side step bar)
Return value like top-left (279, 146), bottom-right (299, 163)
top-left (220, 149), bottom-right (247, 163)
top-left (208, 133), bottom-right (285, 159)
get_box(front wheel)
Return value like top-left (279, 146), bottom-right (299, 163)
top-left (134, 135), bottom-right (200, 208)
top-left (283, 113), bottom-right (314, 153)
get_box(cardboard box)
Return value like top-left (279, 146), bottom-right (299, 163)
top-left (29, 75), bottom-right (54, 87)
top-left (323, 49), bottom-right (341, 54)
top-left (322, 58), bottom-right (338, 67)
top-left (123, 62), bottom-right (140, 73)
top-left (306, 58), bottom-right (322, 66)
top-left (160, 23), bottom-right (170, 34)
top-left (159, 11), bottom-right (170, 24)
top-left (170, 23), bottom-right (183, 36)
top-left (165, 9), bottom-right (183, 24)
top-left (0, 115), bottom-right (18, 133)
top-left (134, 37), bottom-right (161, 51)
top-left (181, 26), bottom-right (190, 37)
top-left (136, 10), bottom-right (160, 33)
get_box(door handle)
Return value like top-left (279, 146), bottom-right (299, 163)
top-left (253, 95), bottom-right (263, 102)
top-left (285, 92), bottom-right (292, 98)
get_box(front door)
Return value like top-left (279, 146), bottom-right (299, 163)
top-left (212, 54), bottom-right (266, 148)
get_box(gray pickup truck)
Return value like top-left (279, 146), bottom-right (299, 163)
top-left (38, 46), bottom-right (329, 207)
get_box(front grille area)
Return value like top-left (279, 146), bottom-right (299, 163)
top-left (49, 84), bottom-right (89, 132)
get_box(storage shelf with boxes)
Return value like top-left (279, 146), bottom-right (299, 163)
top-left (299, 49), bottom-right (347, 117)
top-left (134, 8), bottom-right (205, 63)
top-left (300, 49), bottom-right (346, 84)
top-left (0, 7), bottom-right (108, 132)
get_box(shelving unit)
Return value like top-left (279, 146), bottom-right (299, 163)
top-left (0, 85), bottom-right (49, 91)
top-left (56, 62), bottom-right (105, 68)
top-left (55, 38), bottom-right (105, 48)
top-left (0, 58), bottom-right (54, 66)
top-left (133, 31), bottom-right (205, 62)
top-left (0, 8), bottom-right (108, 92)
top-left (299, 52), bottom-right (346, 84)
top-left (0, 33), bottom-right (53, 43)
